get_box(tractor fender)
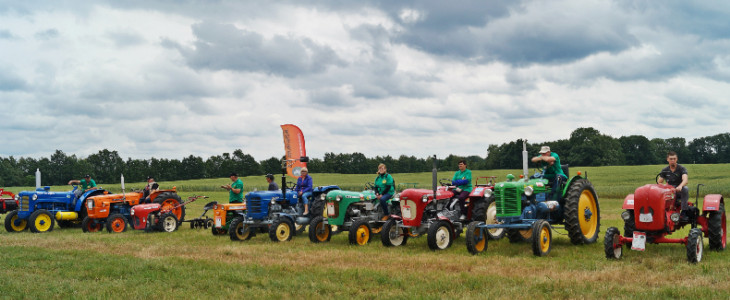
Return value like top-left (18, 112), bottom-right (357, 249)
top-left (622, 194), bottom-right (635, 210)
top-left (389, 214), bottom-right (402, 220)
top-left (276, 213), bottom-right (296, 224)
top-left (703, 194), bottom-right (724, 211)
top-left (560, 176), bottom-right (582, 197)
top-left (469, 187), bottom-right (489, 197)
top-left (437, 215), bottom-right (451, 222)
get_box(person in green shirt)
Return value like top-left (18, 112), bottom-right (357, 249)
top-left (374, 163), bottom-right (395, 219)
top-left (221, 172), bottom-right (244, 203)
top-left (531, 146), bottom-right (566, 200)
top-left (68, 174), bottom-right (97, 192)
top-left (451, 160), bottom-right (472, 220)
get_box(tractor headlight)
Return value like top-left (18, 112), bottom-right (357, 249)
top-left (422, 195), bottom-right (428, 203)
top-left (484, 189), bottom-right (492, 198)
top-left (87, 200), bottom-right (94, 210)
top-left (14, 194), bottom-right (19, 201)
top-left (32, 194), bottom-right (38, 201)
top-left (336, 195), bottom-right (342, 202)
top-left (524, 186), bottom-right (534, 197)
top-left (320, 194), bottom-right (326, 201)
top-left (394, 193), bottom-right (400, 201)
top-left (271, 199), bottom-right (275, 204)
top-left (670, 213), bottom-right (680, 222)
top-left (621, 211), bottom-right (631, 221)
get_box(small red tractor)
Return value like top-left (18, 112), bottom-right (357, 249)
top-left (0, 188), bottom-right (18, 215)
top-left (605, 174), bottom-right (726, 263)
top-left (83, 187), bottom-right (183, 233)
top-left (130, 195), bottom-right (208, 232)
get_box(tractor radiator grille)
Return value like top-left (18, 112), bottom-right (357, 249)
top-left (495, 187), bottom-right (520, 216)
top-left (19, 196), bottom-right (29, 211)
top-left (247, 199), bottom-right (264, 215)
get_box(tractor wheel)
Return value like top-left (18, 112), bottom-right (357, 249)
top-left (472, 197), bottom-right (487, 222)
top-left (604, 227), bottom-right (622, 259)
top-left (81, 216), bottom-right (102, 233)
top-left (4, 210), bottom-right (27, 232)
top-left (427, 220), bottom-right (453, 251)
top-left (481, 197), bottom-right (504, 240)
top-left (154, 192), bottom-right (186, 223)
top-left (507, 228), bottom-right (532, 243)
top-left (708, 203), bottom-right (726, 251)
top-left (206, 218), bottom-right (214, 229)
top-left (211, 226), bottom-right (227, 236)
top-left (686, 228), bottom-right (704, 264)
top-left (381, 219), bottom-right (408, 247)
top-left (29, 209), bottom-right (55, 233)
top-left (531, 220), bottom-right (552, 257)
top-left (269, 218), bottom-right (294, 242)
top-left (229, 217), bottom-right (254, 241)
top-left (349, 219), bottom-right (372, 245)
top-left (308, 216), bottom-right (331, 243)
top-left (623, 210), bottom-right (635, 238)
top-left (564, 178), bottom-right (600, 245)
top-left (465, 221), bottom-right (487, 255)
top-left (157, 213), bottom-right (179, 233)
top-left (310, 198), bottom-right (325, 219)
top-left (106, 214), bottom-right (128, 233)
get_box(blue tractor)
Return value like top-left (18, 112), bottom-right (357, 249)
top-left (5, 185), bottom-right (107, 233)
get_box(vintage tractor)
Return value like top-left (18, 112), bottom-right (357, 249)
top-left (380, 156), bottom-right (495, 250)
top-left (465, 141), bottom-right (600, 256)
top-left (308, 182), bottom-right (401, 245)
top-left (210, 202), bottom-right (247, 235)
top-left (228, 156), bottom-right (340, 242)
top-left (129, 195), bottom-right (207, 232)
top-left (604, 174), bottom-right (726, 263)
top-left (0, 189), bottom-right (18, 215)
top-left (82, 175), bottom-right (184, 233)
top-left (5, 177), bottom-right (108, 233)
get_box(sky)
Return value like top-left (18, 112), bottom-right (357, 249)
top-left (1, 1), bottom-right (729, 162)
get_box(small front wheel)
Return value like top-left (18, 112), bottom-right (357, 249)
top-left (29, 209), bottom-right (55, 233)
top-left (269, 218), bottom-right (294, 242)
top-left (308, 216), bottom-right (331, 243)
top-left (381, 219), bottom-right (408, 247)
top-left (106, 214), bottom-right (128, 233)
top-left (157, 213), bottom-right (179, 233)
top-left (686, 228), bottom-right (704, 263)
top-left (465, 221), bottom-right (487, 255)
top-left (604, 227), bottom-right (623, 259)
top-left (349, 219), bottom-right (371, 245)
top-left (427, 220), bottom-right (453, 251)
top-left (531, 220), bottom-right (552, 257)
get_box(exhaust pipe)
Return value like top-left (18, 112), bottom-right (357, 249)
top-left (522, 140), bottom-right (529, 179)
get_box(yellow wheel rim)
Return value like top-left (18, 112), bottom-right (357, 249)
top-left (578, 190), bottom-right (598, 238)
top-left (315, 222), bottom-right (329, 241)
top-left (473, 227), bottom-right (486, 251)
top-left (540, 226), bottom-right (551, 253)
top-left (276, 223), bottom-right (290, 241)
top-left (355, 225), bottom-right (369, 245)
top-left (10, 215), bottom-right (26, 231)
top-left (34, 213), bottom-right (52, 232)
top-left (235, 223), bottom-right (250, 240)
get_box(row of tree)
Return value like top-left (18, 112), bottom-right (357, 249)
top-left (1, 128), bottom-right (728, 187)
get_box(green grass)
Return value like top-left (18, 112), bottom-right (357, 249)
top-left (1, 164), bottom-right (729, 299)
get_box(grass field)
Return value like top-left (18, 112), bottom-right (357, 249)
top-left (1, 164), bottom-right (729, 299)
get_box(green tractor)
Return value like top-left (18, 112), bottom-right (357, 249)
top-left (309, 183), bottom-right (400, 245)
top-left (465, 141), bottom-right (600, 256)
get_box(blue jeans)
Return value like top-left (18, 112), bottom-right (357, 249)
top-left (543, 174), bottom-right (567, 200)
top-left (379, 193), bottom-right (393, 215)
top-left (300, 191), bottom-right (312, 205)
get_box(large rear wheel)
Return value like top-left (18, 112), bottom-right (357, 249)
top-left (708, 203), bottom-right (726, 251)
top-left (564, 178), bottom-right (600, 244)
top-left (154, 193), bottom-right (185, 223)
top-left (4, 210), bottom-right (27, 232)
top-left (623, 210), bottom-right (635, 238)
top-left (465, 221), bottom-right (487, 255)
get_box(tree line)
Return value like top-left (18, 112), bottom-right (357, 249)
top-left (0, 127), bottom-right (728, 186)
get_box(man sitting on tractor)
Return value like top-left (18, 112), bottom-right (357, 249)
top-left (374, 163), bottom-right (395, 220)
top-left (531, 146), bottom-right (566, 200)
top-left (657, 151), bottom-right (690, 221)
top-left (296, 167), bottom-right (313, 215)
top-left (221, 172), bottom-right (244, 203)
top-left (451, 160), bottom-right (473, 220)
top-left (142, 176), bottom-right (160, 203)
top-left (68, 174), bottom-right (98, 197)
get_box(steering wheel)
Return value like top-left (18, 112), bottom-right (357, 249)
top-left (286, 182), bottom-right (296, 189)
top-left (531, 163), bottom-right (546, 179)
top-left (365, 182), bottom-right (375, 190)
top-left (439, 178), bottom-right (452, 186)
top-left (656, 171), bottom-right (678, 184)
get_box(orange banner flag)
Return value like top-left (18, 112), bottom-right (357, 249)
top-left (281, 124), bottom-right (307, 178)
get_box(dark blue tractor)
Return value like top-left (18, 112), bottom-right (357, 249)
top-left (4, 185), bottom-right (107, 233)
top-left (228, 185), bottom-right (340, 242)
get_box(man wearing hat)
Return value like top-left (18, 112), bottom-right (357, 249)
top-left (295, 167), bottom-right (313, 215)
top-left (68, 174), bottom-right (98, 192)
top-left (142, 176), bottom-right (160, 203)
top-left (531, 146), bottom-right (566, 200)
top-left (265, 174), bottom-right (279, 191)
top-left (221, 172), bottom-right (244, 203)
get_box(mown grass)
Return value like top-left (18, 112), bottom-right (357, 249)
top-left (0, 164), bottom-right (729, 299)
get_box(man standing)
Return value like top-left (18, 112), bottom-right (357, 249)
top-left (451, 160), bottom-right (473, 220)
top-left (531, 146), bottom-right (566, 200)
top-left (295, 168), bottom-right (313, 215)
top-left (657, 151), bottom-right (690, 221)
top-left (221, 172), bottom-right (244, 203)
top-left (265, 174), bottom-right (279, 191)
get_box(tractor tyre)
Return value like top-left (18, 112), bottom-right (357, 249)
top-left (229, 216), bottom-right (254, 241)
top-left (531, 220), bottom-right (552, 256)
top-left (211, 225), bottom-right (228, 236)
top-left (381, 219), bottom-right (408, 247)
top-left (308, 216), bottom-right (331, 243)
top-left (686, 228), bottom-right (704, 264)
top-left (4, 210), bottom-right (27, 232)
top-left (310, 198), bottom-right (325, 219)
top-left (427, 220), bottom-right (453, 251)
top-left (465, 221), bottom-right (487, 255)
top-left (29, 209), bottom-right (55, 233)
top-left (481, 196), bottom-right (504, 240)
top-left (157, 213), bottom-right (179, 233)
top-left (269, 218), bottom-right (294, 242)
top-left (81, 216), bottom-right (102, 233)
top-left (604, 227), bottom-right (622, 259)
top-left (106, 214), bottom-right (128, 233)
top-left (507, 228), bottom-right (532, 243)
top-left (349, 219), bottom-right (372, 245)
top-left (623, 210), bottom-right (635, 238)
top-left (564, 178), bottom-right (600, 245)
top-left (708, 203), bottom-right (726, 251)
top-left (206, 218), bottom-right (214, 229)
top-left (154, 192), bottom-right (186, 224)
top-left (472, 197), bottom-right (487, 222)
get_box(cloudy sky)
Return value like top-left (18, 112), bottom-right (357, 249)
top-left (1, 1), bottom-right (729, 162)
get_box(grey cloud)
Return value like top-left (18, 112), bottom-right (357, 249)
top-left (34, 28), bottom-right (59, 40)
top-left (0, 29), bottom-right (18, 39)
top-left (106, 30), bottom-right (146, 48)
top-left (307, 88), bottom-right (357, 107)
top-left (0, 68), bottom-right (27, 91)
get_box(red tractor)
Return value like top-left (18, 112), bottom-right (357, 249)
top-left (380, 157), bottom-right (496, 250)
top-left (0, 189), bottom-right (18, 215)
top-left (605, 174), bottom-right (726, 263)
top-left (130, 195), bottom-right (208, 232)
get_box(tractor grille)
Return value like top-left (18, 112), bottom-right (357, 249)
top-left (247, 199), bottom-right (265, 215)
top-left (19, 196), bottom-right (29, 211)
top-left (495, 187), bottom-right (520, 216)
